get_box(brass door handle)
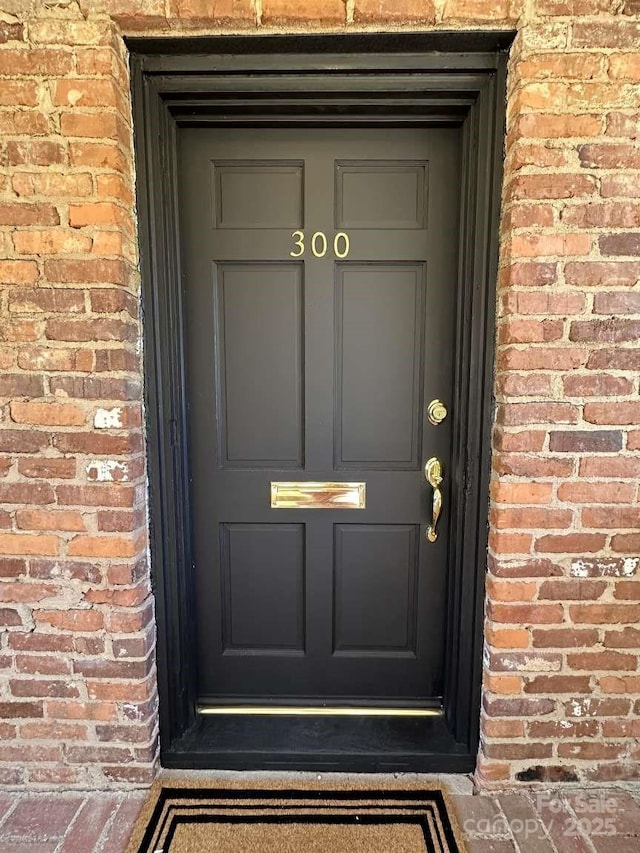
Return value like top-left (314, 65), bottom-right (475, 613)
top-left (424, 457), bottom-right (443, 543)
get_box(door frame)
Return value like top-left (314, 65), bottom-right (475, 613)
top-left (128, 31), bottom-right (513, 771)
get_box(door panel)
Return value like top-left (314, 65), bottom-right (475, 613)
top-left (333, 524), bottom-right (419, 655)
top-left (335, 262), bottom-right (425, 468)
top-left (178, 127), bottom-right (460, 705)
top-left (215, 262), bottom-right (304, 468)
top-left (220, 523), bottom-right (305, 653)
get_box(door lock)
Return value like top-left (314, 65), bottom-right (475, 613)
top-left (427, 399), bottom-right (448, 426)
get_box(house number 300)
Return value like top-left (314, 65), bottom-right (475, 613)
top-left (290, 231), bottom-right (351, 259)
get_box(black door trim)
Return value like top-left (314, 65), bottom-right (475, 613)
top-left (128, 32), bottom-right (513, 771)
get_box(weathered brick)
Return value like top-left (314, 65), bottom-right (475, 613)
top-left (549, 431), bottom-right (622, 453)
top-left (0, 260), bottom-right (39, 285)
top-left (0, 203), bottom-right (59, 226)
top-left (536, 533), bottom-right (607, 553)
top-left (356, 0), bottom-right (436, 22)
top-left (261, 0), bottom-right (346, 24)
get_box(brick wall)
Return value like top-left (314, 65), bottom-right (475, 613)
top-left (0, 0), bottom-right (638, 788)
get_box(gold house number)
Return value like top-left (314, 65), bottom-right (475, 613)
top-left (290, 231), bottom-right (351, 259)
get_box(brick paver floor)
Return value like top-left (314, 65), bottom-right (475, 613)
top-left (0, 783), bottom-right (639, 851)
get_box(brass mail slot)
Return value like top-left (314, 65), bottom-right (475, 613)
top-left (271, 482), bottom-right (366, 510)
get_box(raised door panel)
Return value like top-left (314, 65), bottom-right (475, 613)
top-left (211, 160), bottom-right (304, 229)
top-left (215, 262), bottom-right (304, 468)
top-left (335, 160), bottom-right (428, 229)
top-left (220, 523), bottom-right (305, 653)
top-left (333, 524), bottom-right (419, 656)
top-left (334, 263), bottom-right (425, 469)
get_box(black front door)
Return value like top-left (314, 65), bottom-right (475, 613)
top-left (178, 127), bottom-right (460, 708)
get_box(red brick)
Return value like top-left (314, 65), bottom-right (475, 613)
top-left (511, 233), bottom-right (592, 258)
top-left (599, 675), bottom-right (640, 694)
top-left (355, 0), bottom-right (436, 22)
top-left (549, 430), bottom-right (622, 453)
top-left (606, 112), bottom-right (640, 138)
top-left (9, 402), bottom-right (86, 427)
top-left (6, 140), bottom-right (65, 166)
top-left (587, 348), bottom-right (640, 370)
top-left (559, 742), bottom-right (625, 760)
top-left (486, 579), bottom-right (537, 602)
top-left (54, 79), bottom-right (120, 109)
top-left (533, 628), bottom-right (598, 649)
top-left (484, 697), bottom-right (555, 717)
top-left (0, 203), bottom-right (59, 226)
top-left (601, 175), bottom-right (640, 198)
top-left (9, 288), bottom-right (85, 315)
top-left (492, 507), bottom-right (573, 530)
top-left (69, 142), bottom-right (127, 171)
top-left (538, 579), bottom-right (606, 600)
top-left (44, 258), bottom-right (126, 285)
top-left (17, 458), bottom-right (76, 479)
top-left (573, 21), bottom-right (640, 49)
top-left (0, 534), bottom-right (59, 556)
top-left (569, 317), bottom-right (640, 343)
top-left (588, 505), bottom-right (640, 534)
top-left (600, 234), bottom-right (640, 257)
top-left (56, 484), bottom-right (135, 507)
top-left (0, 430), bottom-right (48, 453)
top-left (498, 347), bottom-right (587, 371)
top-left (525, 675), bottom-right (591, 693)
top-left (493, 430), bottom-right (546, 452)
top-left (568, 651), bottom-right (636, 671)
top-left (497, 402), bottom-right (578, 426)
top-left (45, 700), bottom-right (117, 721)
top-left (580, 456), bottom-right (640, 479)
top-left (595, 291), bottom-right (640, 314)
top-left (565, 261), bottom-right (640, 286)
top-left (498, 319), bottom-right (563, 344)
top-left (558, 482), bottom-right (635, 503)
top-left (46, 318), bottom-right (137, 343)
top-left (488, 531), bottom-right (533, 554)
top-left (562, 201), bottom-right (640, 228)
top-left (508, 174), bottom-right (595, 201)
top-left (68, 534), bottom-right (144, 559)
top-left (529, 719), bottom-right (598, 738)
top-left (585, 402), bottom-right (640, 425)
top-left (579, 143), bottom-right (640, 169)
top-left (536, 534), bottom-right (607, 553)
top-left (570, 604), bottom-right (640, 624)
top-left (604, 627), bottom-right (640, 648)
top-left (16, 509), bottom-right (86, 533)
top-left (0, 608), bottom-right (23, 627)
top-left (0, 702), bottom-right (43, 719)
top-left (0, 260), bottom-right (39, 285)
top-left (36, 609), bottom-right (104, 632)
top-left (487, 602), bottom-right (564, 624)
top-left (0, 559), bottom-right (26, 579)
top-left (500, 262), bottom-right (557, 287)
top-left (501, 291), bottom-right (585, 316)
top-left (563, 374), bottom-right (633, 397)
top-left (612, 533), bottom-right (640, 553)
top-left (13, 230), bottom-right (93, 256)
top-left (491, 483), bottom-right (553, 505)
top-left (50, 375), bottom-right (141, 401)
top-left (261, 0), bottom-right (345, 24)
top-left (9, 634), bottom-right (73, 653)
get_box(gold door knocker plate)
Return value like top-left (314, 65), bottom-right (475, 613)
top-left (271, 482), bottom-right (366, 510)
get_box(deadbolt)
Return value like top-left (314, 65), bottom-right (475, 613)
top-left (427, 399), bottom-right (448, 426)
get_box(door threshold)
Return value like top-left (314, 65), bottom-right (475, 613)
top-left (197, 705), bottom-right (443, 717)
top-left (164, 712), bottom-right (474, 773)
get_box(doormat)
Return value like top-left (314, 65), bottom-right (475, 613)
top-left (126, 781), bottom-right (465, 853)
